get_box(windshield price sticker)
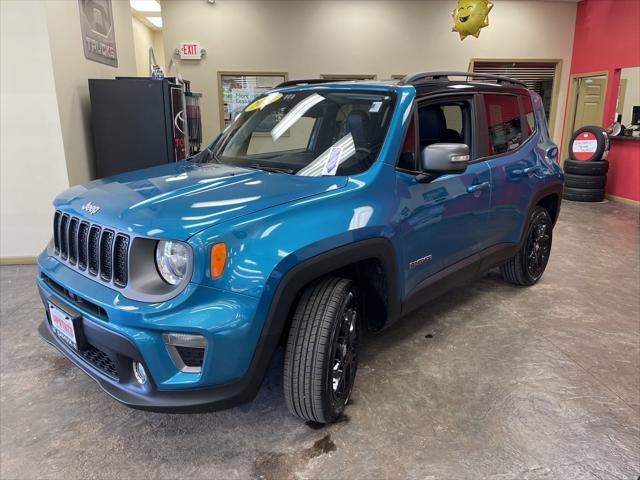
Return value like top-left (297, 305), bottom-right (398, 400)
top-left (322, 147), bottom-right (342, 176)
top-left (246, 92), bottom-right (283, 112)
top-left (369, 101), bottom-right (383, 113)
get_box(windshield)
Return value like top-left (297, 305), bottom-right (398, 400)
top-left (210, 90), bottom-right (396, 176)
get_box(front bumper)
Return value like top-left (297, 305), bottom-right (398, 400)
top-left (36, 252), bottom-right (271, 412)
top-left (38, 318), bottom-right (259, 412)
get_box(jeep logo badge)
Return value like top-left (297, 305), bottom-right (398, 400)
top-left (81, 201), bottom-right (100, 215)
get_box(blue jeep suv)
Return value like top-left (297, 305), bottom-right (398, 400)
top-left (37, 72), bottom-right (563, 423)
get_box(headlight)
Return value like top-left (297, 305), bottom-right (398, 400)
top-left (155, 240), bottom-right (191, 285)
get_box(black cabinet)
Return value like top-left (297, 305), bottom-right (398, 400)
top-left (89, 78), bottom-right (189, 179)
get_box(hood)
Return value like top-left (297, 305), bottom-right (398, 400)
top-left (54, 161), bottom-right (347, 240)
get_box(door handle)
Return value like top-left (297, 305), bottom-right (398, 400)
top-left (523, 166), bottom-right (541, 175)
top-left (467, 181), bottom-right (490, 194)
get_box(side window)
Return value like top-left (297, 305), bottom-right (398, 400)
top-left (483, 94), bottom-right (523, 155)
top-left (521, 95), bottom-right (536, 137)
top-left (417, 102), bottom-right (469, 149)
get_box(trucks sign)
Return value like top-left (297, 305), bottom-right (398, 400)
top-left (78, 0), bottom-right (118, 67)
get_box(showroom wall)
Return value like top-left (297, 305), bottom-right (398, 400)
top-left (45, 0), bottom-right (137, 186)
top-left (132, 16), bottom-right (167, 77)
top-left (567, 0), bottom-right (640, 125)
top-left (563, 0), bottom-right (640, 203)
top-left (160, 0), bottom-right (578, 144)
top-left (1, 1), bottom-right (69, 261)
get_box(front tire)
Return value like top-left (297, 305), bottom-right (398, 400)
top-left (283, 277), bottom-right (360, 423)
top-left (500, 207), bottom-right (553, 286)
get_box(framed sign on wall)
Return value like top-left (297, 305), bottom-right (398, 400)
top-left (217, 72), bottom-right (287, 130)
top-left (78, 0), bottom-right (118, 67)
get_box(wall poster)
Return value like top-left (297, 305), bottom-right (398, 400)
top-left (78, 0), bottom-right (118, 67)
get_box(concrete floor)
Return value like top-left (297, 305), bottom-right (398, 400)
top-left (1, 200), bottom-right (639, 479)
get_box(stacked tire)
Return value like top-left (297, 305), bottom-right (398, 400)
top-left (563, 126), bottom-right (610, 202)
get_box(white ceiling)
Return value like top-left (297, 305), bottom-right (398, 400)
top-left (130, 1), bottom-right (162, 31)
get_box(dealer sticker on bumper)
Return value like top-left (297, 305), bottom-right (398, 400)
top-left (49, 303), bottom-right (78, 350)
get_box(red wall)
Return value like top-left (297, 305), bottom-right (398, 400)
top-left (606, 140), bottom-right (640, 202)
top-left (564, 0), bottom-right (640, 202)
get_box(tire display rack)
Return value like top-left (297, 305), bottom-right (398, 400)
top-left (563, 126), bottom-right (610, 202)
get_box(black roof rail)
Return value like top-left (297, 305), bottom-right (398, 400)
top-left (398, 71), bottom-right (528, 89)
top-left (275, 78), bottom-right (354, 88)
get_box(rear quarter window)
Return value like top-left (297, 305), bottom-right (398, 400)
top-left (483, 94), bottom-right (523, 155)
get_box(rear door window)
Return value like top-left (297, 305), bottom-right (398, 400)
top-left (483, 94), bottom-right (523, 155)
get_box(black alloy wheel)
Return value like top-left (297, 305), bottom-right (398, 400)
top-left (329, 289), bottom-right (360, 410)
top-left (525, 212), bottom-right (552, 281)
top-left (500, 207), bottom-right (553, 286)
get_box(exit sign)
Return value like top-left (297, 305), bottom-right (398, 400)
top-left (178, 42), bottom-right (204, 60)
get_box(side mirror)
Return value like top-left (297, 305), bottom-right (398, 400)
top-left (420, 143), bottom-right (470, 174)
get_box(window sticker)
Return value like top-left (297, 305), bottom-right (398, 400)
top-left (245, 92), bottom-right (283, 112)
top-left (270, 93), bottom-right (325, 141)
top-left (369, 101), bottom-right (383, 113)
top-left (297, 133), bottom-right (355, 177)
top-left (322, 147), bottom-right (342, 176)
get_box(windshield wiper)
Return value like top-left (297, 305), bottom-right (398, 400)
top-left (248, 164), bottom-right (294, 174)
top-left (188, 148), bottom-right (213, 163)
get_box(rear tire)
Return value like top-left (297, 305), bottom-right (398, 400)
top-left (283, 277), bottom-right (361, 423)
top-left (500, 207), bottom-right (553, 286)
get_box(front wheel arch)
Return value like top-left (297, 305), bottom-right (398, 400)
top-left (240, 238), bottom-right (400, 403)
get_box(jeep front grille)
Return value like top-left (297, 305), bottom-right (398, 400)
top-left (77, 222), bottom-right (89, 269)
top-left (59, 214), bottom-right (69, 260)
top-left (87, 225), bottom-right (101, 276)
top-left (53, 211), bottom-right (61, 254)
top-left (99, 230), bottom-right (114, 282)
top-left (113, 235), bottom-right (130, 288)
top-left (68, 217), bottom-right (79, 265)
top-left (53, 210), bottom-right (130, 289)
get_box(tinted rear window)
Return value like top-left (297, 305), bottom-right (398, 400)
top-left (483, 94), bottom-right (523, 155)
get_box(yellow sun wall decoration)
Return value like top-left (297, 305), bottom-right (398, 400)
top-left (452, 0), bottom-right (494, 40)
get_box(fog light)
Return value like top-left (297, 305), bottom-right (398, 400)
top-left (132, 361), bottom-right (147, 385)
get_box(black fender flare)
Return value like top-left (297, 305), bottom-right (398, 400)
top-left (238, 237), bottom-right (400, 401)
top-left (520, 181), bottom-right (563, 246)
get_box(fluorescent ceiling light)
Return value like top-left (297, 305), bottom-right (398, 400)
top-left (130, 0), bottom-right (161, 12)
top-left (146, 16), bottom-right (163, 28)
